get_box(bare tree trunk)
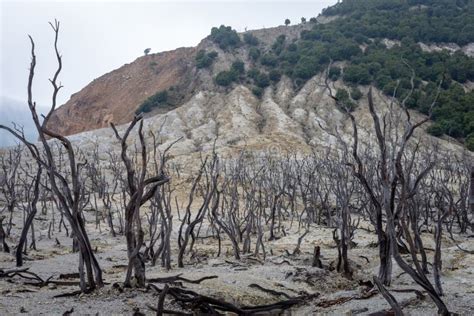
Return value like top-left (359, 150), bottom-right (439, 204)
top-left (378, 230), bottom-right (392, 286)
top-left (470, 167), bottom-right (474, 214)
top-left (0, 216), bottom-right (10, 253)
top-left (433, 207), bottom-right (450, 296)
top-left (312, 246), bottom-right (323, 268)
top-left (373, 276), bottom-right (403, 316)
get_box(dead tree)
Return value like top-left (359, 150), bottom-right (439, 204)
top-left (106, 149), bottom-right (127, 234)
top-left (0, 20), bottom-right (103, 292)
top-left (451, 155), bottom-right (473, 234)
top-left (349, 87), bottom-right (449, 314)
top-left (150, 182), bottom-right (174, 269)
top-left (0, 145), bottom-right (22, 236)
top-left (210, 160), bottom-right (245, 260)
top-left (266, 158), bottom-right (287, 241)
top-left (85, 141), bottom-right (106, 231)
top-left (111, 115), bottom-right (171, 287)
top-left (212, 186), bottom-right (241, 260)
top-left (321, 60), bottom-right (450, 314)
top-left (16, 161), bottom-right (43, 266)
top-left (326, 151), bottom-right (356, 278)
top-left (147, 129), bottom-right (177, 270)
top-left (177, 154), bottom-right (218, 267)
top-left (321, 65), bottom-right (392, 285)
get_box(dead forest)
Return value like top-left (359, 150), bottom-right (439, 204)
top-left (1, 21), bottom-right (474, 316)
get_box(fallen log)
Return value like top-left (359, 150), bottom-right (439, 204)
top-left (1, 267), bottom-right (98, 288)
top-left (146, 305), bottom-right (192, 316)
top-left (316, 288), bottom-right (378, 308)
top-left (391, 288), bottom-right (425, 300)
top-left (53, 290), bottom-right (84, 298)
top-left (52, 285), bottom-right (97, 298)
top-left (148, 274), bottom-right (218, 284)
top-left (0, 267), bottom-right (30, 277)
top-left (148, 283), bottom-right (316, 315)
top-left (272, 259), bottom-right (291, 266)
top-left (249, 283), bottom-right (291, 298)
top-left (369, 288), bottom-right (426, 316)
top-left (316, 296), bottom-right (353, 308)
top-left (59, 272), bottom-right (80, 279)
top-left (0, 267), bottom-right (50, 286)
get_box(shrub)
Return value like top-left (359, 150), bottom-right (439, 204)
top-left (261, 53), bottom-right (278, 67)
top-left (285, 18), bottom-right (291, 26)
top-left (215, 70), bottom-right (237, 86)
top-left (249, 47), bottom-right (261, 61)
top-left (294, 78), bottom-right (305, 88)
top-left (280, 61), bottom-right (294, 76)
top-left (269, 69), bottom-right (281, 82)
top-left (287, 43), bottom-right (298, 52)
top-left (336, 88), bottom-right (350, 102)
top-left (248, 68), bottom-right (270, 88)
top-left (252, 86), bottom-right (263, 98)
top-left (343, 65), bottom-right (371, 85)
top-left (209, 25), bottom-right (241, 50)
top-left (272, 35), bottom-right (286, 55)
top-left (382, 81), bottom-right (398, 96)
top-left (195, 50), bottom-right (218, 69)
top-left (329, 66), bottom-right (341, 81)
top-left (231, 60), bottom-right (245, 75)
top-left (427, 123), bottom-right (445, 137)
top-left (350, 87), bottom-right (363, 101)
top-left (466, 133), bottom-right (474, 151)
top-left (294, 56), bottom-right (320, 79)
top-left (336, 88), bottom-right (356, 111)
top-left (375, 74), bottom-right (392, 89)
top-left (247, 68), bottom-right (260, 81)
top-left (244, 33), bottom-right (259, 46)
top-left (255, 72), bottom-right (270, 88)
top-left (208, 51), bottom-right (218, 59)
top-left (136, 90), bottom-right (168, 114)
top-left (330, 41), bottom-right (362, 60)
top-left (215, 60), bottom-right (244, 87)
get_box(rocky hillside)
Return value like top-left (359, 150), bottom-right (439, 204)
top-left (67, 77), bottom-right (466, 171)
top-left (47, 0), bottom-right (474, 151)
top-left (47, 23), bottom-right (315, 136)
top-left (47, 47), bottom-right (196, 136)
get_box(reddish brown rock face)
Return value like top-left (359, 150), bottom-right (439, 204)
top-left (46, 46), bottom-right (196, 136)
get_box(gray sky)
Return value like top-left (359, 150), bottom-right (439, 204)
top-left (1, 0), bottom-right (336, 110)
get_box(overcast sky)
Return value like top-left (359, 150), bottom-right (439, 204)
top-left (1, 0), bottom-right (336, 110)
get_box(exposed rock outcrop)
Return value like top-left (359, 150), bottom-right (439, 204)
top-left (47, 47), bottom-right (196, 136)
